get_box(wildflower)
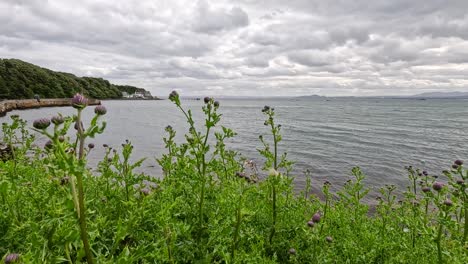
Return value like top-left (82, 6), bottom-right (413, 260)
top-left (44, 140), bottom-right (53, 150)
top-left (312, 212), bottom-right (321, 223)
top-left (4, 253), bottom-right (20, 264)
top-left (204, 97), bottom-right (210, 104)
top-left (51, 115), bottom-right (64, 125)
top-left (33, 118), bottom-right (51, 129)
top-left (88, 143), bottom-right (95, 149)
top-left (262, 105), bottom-right (270, 112)
top-left (422, 170), bottom-right (428, 176)
top-left (326, 236), bottom-right (333, 243)
top-left (454, 160), bottom-right (464, 166)
top-left (103, 144), bottom-right (109, 148)
top-left (58, 136), bottom-right (65, 142)
top-left (71, 93), bottom-right (88, 109)
top-left (444, 199), bottom-right (453, 207)
top-left (214, 101), bottom-right (220, 108)
top-left (432, 182), bottom-right (444, 191)
top-left (168, 90), bottom-right (179, 100)
top-left (422, 186), bottom-right (431, 193)
top-left (307, 220), bottom-right (315, 228)
top-left (452, 164), bottom-right (459, 169)
top-left (288, 248), bottom-right (296, 255)
top-left (94, 105), bottom-right (107, 115)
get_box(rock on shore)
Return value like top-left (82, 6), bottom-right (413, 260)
top-left (0, 98), bottom-right (101, 117)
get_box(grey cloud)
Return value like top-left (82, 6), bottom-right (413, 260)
top-left (192, 1), bottom-right (249, 33)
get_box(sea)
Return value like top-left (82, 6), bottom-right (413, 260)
top-left (3, 97), bottom-right (468, 199)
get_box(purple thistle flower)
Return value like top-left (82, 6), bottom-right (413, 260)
top-left (326, 236), bottom-right (333, 243)
top-left (455, 160), bottom-right (463, 166)
top-left (88, 143), bottom-right (95, 149)
top-left (94, 105), bottom-right (107, 115)
top-left (51, 115), bottom-right (64, 125)
top-left (168, 91), bottom-right (179, 101)
top-left (444, 199), bottom-right (453, 207)
top-left (307, 220), bottom-right (315, 228)
top-left (4, 253), bottom-right (20, 264)
top-left (422, 186), bottom-right (431, 193)
top-left (103, 144), bottom-right (109, 148)
top-left (204, 97), bottom-right (210, 104)
top-left (432, 182), bottom-right (444, 191)
top-left (422, 170), bottom-right (428, 176)
top-left (33, 118), bottom-right (51, 129)
top-left (71, 93), bottom-right (88, 109)
top-left (288, 248), bottom-right (296, 255)
top-left (44, 140), bottom-right (53, 150)
top-left (312, 212), bottom-right (321, 223)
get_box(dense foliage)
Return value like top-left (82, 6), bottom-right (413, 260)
top-left (1, 93), bottom-right (467, 263)
top-left (0, 59), bottom-right (147, 100)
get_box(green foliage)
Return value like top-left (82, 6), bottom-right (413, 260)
top-left (1, 94), bottom-right (468, 263)
top-left (0, 59), bottom-right (148, 99)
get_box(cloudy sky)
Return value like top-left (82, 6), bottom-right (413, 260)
top-left (1, 0), bottom-right (468, 97)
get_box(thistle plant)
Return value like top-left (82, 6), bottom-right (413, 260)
top-left (32, 94), bottom-right (106, 264)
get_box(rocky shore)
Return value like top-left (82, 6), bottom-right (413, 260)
top-left (0, 98), bottom-right (101, 117)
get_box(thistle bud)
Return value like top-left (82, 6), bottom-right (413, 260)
top-left (168, 91), bottom-right (179, 101)
top-left (94, 105), bottom-right (107, 115)
top-left (422, 170), bottom-right (428, 176)
top-left (452, 164), bottom-right (459, 169)
top-left (307, 220), bottom-right (315, 228)
top-left (312, 212), bottom-right (321, 223)
top-left (204, 97), bottom-right (210, 104)
top-left (288, 248), bottom-right (296, 255)
top-left (44, 140), bottom-right (53, 150)
top-left (140, 187), bottom-right (151, 196)
top-left (444, 199), bottom-right (453, 207)
top-left (326, 236), bottom-right (333, 243)
top-left (422, 186), bottom-right (431, 193)
top-left (432, 182), bottom-right (444, 191)
top-left (455, 160), bottom-right (463, 166)
top-left (4, 253), bottom-right (20, 264)
top-left (456, 179), bottom-right (465, 185)
top-left (51, 115), bottom-right (64, 125)
top-left (33, 118), bottom-right (51, 129)
top-left (88, 143), bottom-right (95, 149)
top-left (214, 101), bottom-right (220, 108)
top-left (71, 93), bottom-right (88, 109)
top-left (58, 136), bottom-right (65, 142)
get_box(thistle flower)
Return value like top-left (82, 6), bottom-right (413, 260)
top-left (44, 140), bottom-right (53, 150)
top-left (33, 118), bottom-right (51, 129)
top-left (422, 186), bottom-right (431, 193)
top-left (432, 182), bottom-right (444, 191)
top-left (58, 136), bottom-right (65, 142)
top-left (262, 105), bottom-right (270, 112)
top-left (103, 144), bottom-right (109, 148)
top-left (94, 105), bottom-right (107, 115)
top-left (454, 160), bottom-right (463, 166)
top-left (324, 181), bottom-right (331, 186)
top-left (444, 199), bottom-right (453, 207)
top-left (452, 164), bottom-right (459, 169)
top-left (288, 248), bottom-right (296, 255)
top-left (51, 115), bottom-right (64, 125)
top-left (307, 220), bottom-right (315, 228)
top-left (88, 143), bottom-right (95, 149)
top-left (312, 212), bottom-right (321, 223)
top-left (4, 253), bottom-right (20, 264)
top-left (422, 170), bottom-right (428, 176)
top-left (326, 236), bottom-right (333, 243)
top-left (168, 91), bottom-right (179, 101)
top-left (71, 93), bottom-right (88, 109)
top-left (214, 101), bottom-right (220, 108)
top-left (204, 97), bottom-right (210, 104)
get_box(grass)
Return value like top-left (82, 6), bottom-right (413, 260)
top-left (1, 92), bottom-right (467, 263)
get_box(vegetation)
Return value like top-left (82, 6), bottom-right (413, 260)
top-left (0, 59), bottom-right (148, 100)
top-left (1, 92), bottom-right (467, 263)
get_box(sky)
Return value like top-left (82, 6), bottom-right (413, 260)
top-left (1, 0), bottom-right (468, 97)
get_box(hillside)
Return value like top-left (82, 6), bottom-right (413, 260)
top-left (0, 59), bottom-right (149, 99)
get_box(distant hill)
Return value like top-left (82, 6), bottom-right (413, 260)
top-left (411, 91), bottom-right (468, 98)
top-left (0, 58), bottom-right (150, 99)
top-left (296, 94), bottom-right (324, 99)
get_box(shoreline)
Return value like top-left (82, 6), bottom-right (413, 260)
top-left (0, 98), bottom-right (101, 117)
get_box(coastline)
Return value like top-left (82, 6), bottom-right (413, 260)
top-left (0, 98), bottom-right (101, 117)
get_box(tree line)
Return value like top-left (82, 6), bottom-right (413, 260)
top-left (0, 58), bottom-right (148, 99)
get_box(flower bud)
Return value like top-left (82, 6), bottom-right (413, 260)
top-left (33, 118), bottom-right (51, 129)
top-left (51, 115), bottom-right (64, 125)
top-left (94, 105), bottom-right (107, 115)
top-left (432, 182), bottom-right (444, 191)
top-left (204, 97), bottom-right (210, 104)
top-left (58, 135), bottom-right (65, 142)
top-left (44, 140), bottom-right (53, 150)
top-left (288, 248), bottom-right (296, 255)
top-left (455, 160), bottom-right (463, 166)
top-left (326, 236), bottom-right (333, 243)
top-left (422, 170), bottom-right (428, 176)
top-left (71, 93), bottom-right (88, 109)
top-left (88, 143), bottom-right (95, 149)
top-left (444, 199), bottom-right (453, 207)
top-left (214, 101), bottom-right (220, 108)
top-left (312, 212), bottom-right (321, 223)
top-left (452, 164), bottom-right (459, 169)
top-left (422, 186), bottom-right (431, 193)
top-left (307, 220), bottom-right (315, 228)
top-left (4, 253), bottom-right (20, 264)
top-left (168, 91), bottom-right (179, 101)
